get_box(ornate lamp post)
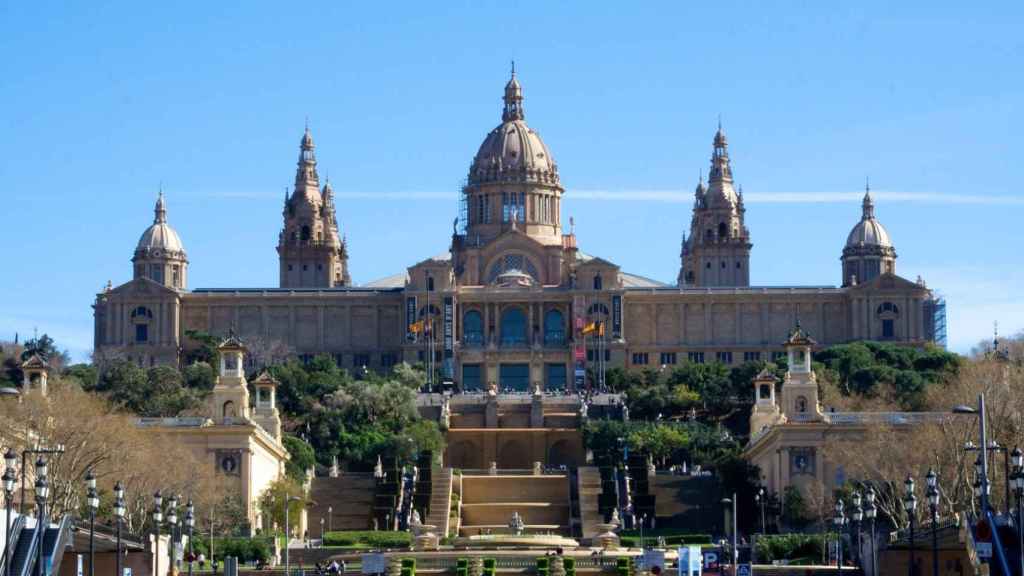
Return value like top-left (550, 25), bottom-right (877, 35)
top-left (113, 483), bottom-right (125, 576)
top-left (85, 471), bottom-right (99, 576)
top-left (832, 499), bottom-right (845, 575)
top-left (755, 487), bottom-right (767, 534)
top-left (3, 449), bottom-right (17, 576)
top-left (34, 458), bottom-right (49, 576)
top-left (185, 500), bottom-right (195, 576)
top-left (327, 506), bottom-right (333, 534)
top-left (166, 496), bottom-right (178, 576)
top-left (903, 476), bottom-right (918, 576)
top-left (864, 486), bottom-right (878, 576)
top-left (1011, 447), bottom-right (1024, 576)
top-left (153, 491), bottom-right (163, 576)
top-left (925, 469), bottom-right (940, 576)
top-left (851, 492), bottom-right (863, 569)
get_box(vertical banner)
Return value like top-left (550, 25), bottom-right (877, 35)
top-left (443, 296), bottom-right (454, 378)
top-left (406, 296), bottom-right (417, 342)
top-left (612, 294), bottom-right (622, 339)
top-left (573, 296), bottom-right (587, 391)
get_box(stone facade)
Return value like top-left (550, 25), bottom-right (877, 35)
top-left (93, 71), bottom-right (941, 386)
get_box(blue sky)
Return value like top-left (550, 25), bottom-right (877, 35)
top-left (1, 1), bottom-right (1022, 360)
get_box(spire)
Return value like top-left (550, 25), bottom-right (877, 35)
top-left (295, 125), bottom-right (319, 192)
top-left (154, 190), bottom-right (167, 224)
top-left (502, 64), bottom-right (525, 122)
top-left (862, 179), bottom-right (875, 220)
top-left (709, 123), bottom-right (732, 183)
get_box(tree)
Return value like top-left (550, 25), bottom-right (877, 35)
top-left (282, 434), bottom-right (316, 483)
top-left (93, 360), bottom-right (205, 416)
top-left (258, 477), bottom-right (307, 536)
top-left (0, 377), bottom-right (231, 534)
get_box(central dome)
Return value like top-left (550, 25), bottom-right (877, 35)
top-left (468, 72), bottom-right (560, 186)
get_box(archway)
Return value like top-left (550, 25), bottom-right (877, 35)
top-left (447, 440), bottom-right (483, 469)
top-left (548, 439), bottom-right (578, 468)
top-left (498, 440), bottom-right (531, 469)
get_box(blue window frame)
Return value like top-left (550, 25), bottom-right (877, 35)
top-left (499, 363), bottom-right (530, 392)
top-left (500, 307), bottom-right (527, 346)
top-left (463, 310), bottom-right (484, 346)
top-left (462, 364), bottom-right (482, 391)
top-left (543, 309), bottom-right (565, 345)
top-left (546, 364), bottom-right (567, 391)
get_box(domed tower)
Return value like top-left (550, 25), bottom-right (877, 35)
top-left (678, 126), bottom-right (752, 287)
top-left (841, 184), bottom-right (896, 286)
top-left (277, 127), bottom-right (350, 288)
top-left (133, 192), bottom-right (188, 289)
top-left (462, 67), bottom-right (563, 246)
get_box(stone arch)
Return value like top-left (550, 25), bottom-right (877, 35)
top-left (222, 400), bottom-right (236, 419)
top-left (498, 439), bottom-right (531, 469)
top-left (447, 440), bottom-right (483, 469)
top-left (548, 439), bottom-right (578, 468)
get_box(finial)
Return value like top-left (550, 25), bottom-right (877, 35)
top-left (305, 116), bottom-right (309, 132)
top-left (699, 168), bottom-right (703, 184)
top-left (569, 216), bottom-right (575, 234)
top-left (717, 114), bottom-right (722, 131)
top-left (511, 59), bottom-right (516, 77)
top-left (865, 176), bottom-right (870, 194)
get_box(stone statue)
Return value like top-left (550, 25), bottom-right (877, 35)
top-left (411, 509), bottom-right (422, 527)
top-left (578, 400), bottom-right (588, 419)
top-left (489, 461), bottom-right (498, 476)
top-left (508, 511), bottom-right (525, 536)
top-left (440, 398), bottom-right (451, 430)
top-left (373, 455), bottom-right (384, 480)
top-left (610, 508), bottom-right (621, 527)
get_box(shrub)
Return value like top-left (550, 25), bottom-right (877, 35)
top-left (190, 537), bottom-right (273, 563)
top-left (754, 533), bottom-right (835, 563)
top-left (323, 530), bottom-right (411, 549)
top-left (618, 531), bottom-right (711, 547)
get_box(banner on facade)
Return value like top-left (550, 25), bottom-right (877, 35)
top-left (443, 296), bottom-right (454, 378)
top-left (406, 296), bottom-right (417, 342)
top-left (612, 295), bottom-right (622, 338)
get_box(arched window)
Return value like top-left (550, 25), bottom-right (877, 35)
top-left (876, 302), bottom-right (899, 340)
top-left (301, 225), bottom-right (311, 242)
top-left (131, 307), bottom-right (153, 343)
top-left (593, 275), bottom-right (603, 290)
top-left (223, 400), bottom-right (236, 419)
top-left (544, 309), bottom-right (565, 345)
top-left (718, 222), bottom-right (728, 239)
top-left (427, 276), bottom-right (435, 292)
top-left (587, 303), bottom-right (610, 317)
top-left (796, 396), bottom-right (808, 413)
top-left (463, 310), bottom-right (483, 346)
top-left (500, 307), bottom-right (527, 346)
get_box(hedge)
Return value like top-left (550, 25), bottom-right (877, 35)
top-left (754, 533), bottom-right (837, 563)
top-left (323, 530), bottom-right (412, 549)
top-left (618, 531), bottom-right (711, 547)
top-left (190, 537), bottom-right (273, 563)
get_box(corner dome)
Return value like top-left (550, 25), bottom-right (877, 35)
top-left (136, 193), bottom-right (186, 255)
top-left (845, 191), bottom-right (892, 248)
top-left (468, 71), bottom-right (560, 186)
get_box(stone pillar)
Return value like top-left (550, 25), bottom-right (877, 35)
top-left (486, 392), bottom-right (498, 428)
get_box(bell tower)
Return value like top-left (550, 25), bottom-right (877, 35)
top-left (277, 127), bottom-right (351, 288)
top-left (779, 323), bottom-right (822, 422)
top-left (679, 126), bottom-right (752, 287)
top-left (209, 333), bottom-right (251, 423)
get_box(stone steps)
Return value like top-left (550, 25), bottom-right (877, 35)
top-left (309, 474), bottom-right (376, 532)
top-left (576, 466), bottom-right (603, 540)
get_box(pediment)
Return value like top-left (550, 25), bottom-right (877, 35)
top-left (848, 273), bottom-right (926, 293)
top-left (106, 277), bottom-right (180, 298)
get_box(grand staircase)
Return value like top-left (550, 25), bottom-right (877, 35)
top-left (423, 466), bottom-right (453, 536)
top-left (576, 466), bottom-right (603, 541)
top-left (309, 472), bottom-right (376, 531)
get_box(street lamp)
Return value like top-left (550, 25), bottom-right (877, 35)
top-left (904, 476), bottom-right (918, 576)
top-left (85, 470), bottom-right (99, 576)
top-left (114, 483), bottom-right (125, 576)
top-left (851, 492), bottom-right (863, 570)
top-left (284, 494), bottom-right (302, 576)
top-left (3, 449), bottom-right (17, 576)
top-left (864, 486), bottom-right (878, 576)
top-left (720, 496), bottom-right (737, 569)
top-left (167, 496), bottom-right (178, 576)
top-left (153, 491), bottom-right (163, 576)
top-left (1011, 447), bottom-right (1024, 576)
top-left (34, 458), bottom-right (49, 576)
top-left (327, 505), bottom-right (333, 534)
top-left (755, 487), bottom-right (767, 534)
top-left (925, 469), bottom-right (940, 576)
top-left (185, 500), bottom-right (195, 576)
top-left (832, 499), bottom-right (845, 576)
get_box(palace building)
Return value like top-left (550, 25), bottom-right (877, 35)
top-left (93, 71), bottom-right (946, 390)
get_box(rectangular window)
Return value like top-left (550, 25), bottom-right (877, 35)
top-left (150, 265), bottom-right (163, 284)
top-left (743, 351), bottom-right (762, 362)
top-left (135, 324), bottom-right (148, 343)
top-left (462, 364), bottom-right (482, 391)
top-left (298, 354), bottom-right (314, 365)
top-left (716, 351), bottom-right (733, 365)
top-left (172, 265), bottom-right (180, 287)
top-left (353, 353), bottom-right (370, 368)
top-left (882, 318), bottom-right (895, 339)
top-left (499, 363), bottom-right (530, 392)
top-left (546, 363), bottom-right (567, 391)
top-left (502, 192), bottom-right (509, 222)
top-left (631, 352), bottom-right (649, 365)
top-left (484, 196), bottom-right (491, 223)
top-left (659, 352), bottom-right (677, 365)
top-left (687, 351), bottom-right (705, 364)
top-left (333, 353), bottom-right (344, 367)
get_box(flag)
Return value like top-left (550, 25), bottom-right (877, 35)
top-left (409, 320), bottom-right (424, 334)
top-left (597, 322), bottom-right (605, 337)
top-left (581, 322), bottom-right (597, 335)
